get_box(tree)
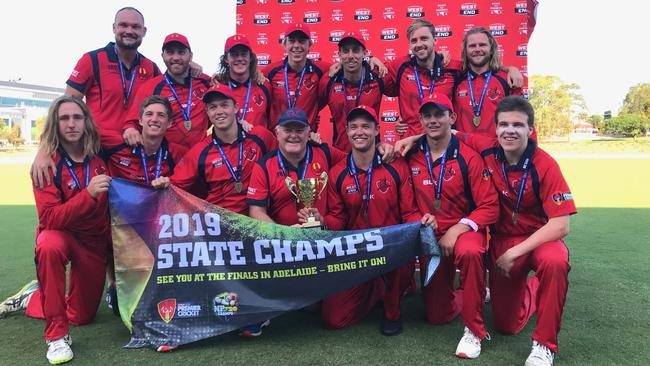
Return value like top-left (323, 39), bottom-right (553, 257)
top-left (528, 75), bottom-right (587, 138)
top-left (601, 114), bottom-right (649, 139)
top-left (587, 114), bottom-right (603, 130)
top-left (7, 125), bottom-right (24, 148)
top-left (34, 115), bottom-right (47, 140)
top-left (620, 83), bottom-right (650, 119)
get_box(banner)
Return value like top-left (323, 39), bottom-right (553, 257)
top-left (236, 0), bottom-right (538, 144)
top-left (109, 178), bottom-right (440, 349)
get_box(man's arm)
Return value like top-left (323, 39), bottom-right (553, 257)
top-left (249, 205), bottom-right (275, 223)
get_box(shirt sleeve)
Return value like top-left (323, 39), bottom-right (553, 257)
top-left (455, 132), bottom-right (497, 154)
top-left (323, 169), bottom-right (347, 230)
top-left (397, 161), bottom-right (422, 223)
top-left (66, 53), bottom-right (93, 94)
top-left (246, 162), bottom-right (270, 207)
top-left (33, 174), bottom-right (100, 231)
top-left (382, 60), bottom-right (399, 97)
top-left (317, 75), bottom-right (330, 111)
top-left (539, 158), bottom-right (577, 218)
top-left (465, 153), bottom-right (500, 229)
top-left (329, 145), bottom-right (348, 165)
top-left (170, 149), bottom-right (200, 191)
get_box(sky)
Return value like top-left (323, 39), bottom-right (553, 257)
top-left (2, 0), bottom-right (647, 116)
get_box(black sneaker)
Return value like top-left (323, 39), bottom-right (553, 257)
top-left (380, 317), bottom-right (403, 336)
top-left (106, 285), bottom-right (120, 317)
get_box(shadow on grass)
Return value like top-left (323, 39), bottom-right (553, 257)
top-left (0, 207), bottom-right (648, 365)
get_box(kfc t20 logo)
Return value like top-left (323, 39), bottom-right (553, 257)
top-left (354, 8), bottom-right (372, 21)
top-left (436, 3), bottom-right (449, 16)
top-left (304, 11), bottom-right (321, 23)
top-left (384, 48), bottom-right (397, 61)
top-left (490, 2), bottom-right (503, 14)
top-left (281, 12), bottom-right (293, 24)
top-left (407, 5), bottom-right (425, 18)
top-left (460, 3), bottom-right (479, 15)
top-left (489, 23), bottom-right (507, 36)
top-left (380, 28), bottom-right (399, 41)
top-left (331, 9), bottom-right (344, 22)
top-left (435, 25), bottom-right (452, 38)
top-left (257, 33), bottom-right (269, 45)
top-left (236, 13), bottom-right (243, 26)
top-left (254, 12), bottom-right (271, 25)
top-left (383, 7), bottom-right (396, 20)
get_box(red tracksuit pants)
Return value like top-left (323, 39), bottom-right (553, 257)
top-left (488, 235), bottom-right (570, 353)
top-left (322, 261), bottom-right (415, 329)
top-left (25, 230), bottom-right (109, 340)
top-left (420, 231), bottom-right (488, 339)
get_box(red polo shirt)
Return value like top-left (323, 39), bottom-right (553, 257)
top-left (66, 42), bottom-right (160, 138)
top-left (318, 64), bottom-right (385, 151)
top-left (33, 151), bottom-right (110, 241)
top-left (171, 125), bottom-right (276, 215)
top-left (456, 132), bottom-right (577, 237)
top-left (405, 134), bottom-right (499, 236)
top-left (452, 69), bottom-right (523, 137)
top-left (384, 54), bottom-right (461, 139)
top-left (263, 58), bottom-right (331, 131)
top-left (123, 73), bottom-right (212, 147)
top-left (219, 79), bottom-right (272, 129)
top-left (247, 143), bottom-right (346, 226)
top-left (325, 154), bottom-right (421, 230)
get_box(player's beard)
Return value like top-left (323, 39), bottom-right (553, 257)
top-left (116, 36), bottom-right (142, 50)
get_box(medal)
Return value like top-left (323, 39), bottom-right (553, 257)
top-left (213, 131), bottom-right (245, 194)
top-left (433, 199), bottom-right (442, 210)
top-left (512, 212), bottom-right (518, 225)
top-left (467, 71), bottom-right (492, 129)
top-left (473, 116), bottom-right (481, 127)
top-left (234, 181), bottom-right (243, 193)
top-left (163, 73), bottom-right (193, 131)
top-left (284, 59), bottom-right (307, 109)
top-left (423, 140), bottom-right (450, 214)
top-left (115, 45), bottom-right (139, 108)
top-left (184, 119), bottom-right (192, 131)
top-left (501, 153), bottom-right (531, 228)
top-left (348, 153), bottom-right (378, 225)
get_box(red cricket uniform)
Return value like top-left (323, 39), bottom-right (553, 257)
top-left (247, 143), bottom-right (346, 225)
top-left (66, 42), bottom-right (160, 139)
top-left (318, 64), bottom-right (386, 151)
top-left (384, 55), bottom-right (462, 139)
top-left (123, 73), bottom-right (212, 146)
top-left (457, 132), bottom-right (577, 353)
top-left (405, 134), bottom-right (499, 339)
top-left (322, 154), bottom-right (421, 328)
top-left (101, 131), bottom-right (187, 185)
top-left (219, 79), bottom-right (272, 129)
top-left (452, 69), bottom-right (523, 137)
top-left (25, 151), bottom-right (110, 340)
top-left (263, 58), bottom-right (331, 131)
top-left (171, 125), bottom-right (276, 215)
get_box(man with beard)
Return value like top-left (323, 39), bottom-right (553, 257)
top-left (452, 28), bottom-right (524, 137)
top-left (385, 20), bottom-right (522, 139)
top-left (122, 33), bottom-right (212, 147)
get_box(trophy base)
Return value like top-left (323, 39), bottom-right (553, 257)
top-left (301, 220), bottom-right (324, 229)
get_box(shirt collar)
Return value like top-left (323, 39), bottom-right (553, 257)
top-left (496, 139), bottom-right (537, 170)
top-left (106, 42), bottom-right (142, 68)
top-left (212, 123), bottom-right (246, 146)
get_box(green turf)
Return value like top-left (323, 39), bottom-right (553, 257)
top-left (0, 206), bottom-right (648, 365)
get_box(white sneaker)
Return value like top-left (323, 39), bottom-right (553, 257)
top-left (46, 334), bottom-right (73, 365)
top-left (0, 280), bottom-right (38, 318)
top-left (525, 340), bottom-right (554, 366)
top-left (455, 327), bottom-right (482, 359)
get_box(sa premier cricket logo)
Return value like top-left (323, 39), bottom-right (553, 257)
top-left (157, 298), bottom-right (177, 323)
top-left (213, 292), bottom-right (239, 319)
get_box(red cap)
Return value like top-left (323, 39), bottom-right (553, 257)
top-left (419, 93), bottom-right (454, 114)
top-left (284, 23), bottom-right (311, 39)
top-left (224, 34), bottom-right (252, 53)
top-left (347, 105), bottom-right (378, 124)
top-left (162, 33), bottom-right (191, 51)
top-left (202, 84), bottom-right (236, 103)
top-left (338, 31), bottom-right (367, 49)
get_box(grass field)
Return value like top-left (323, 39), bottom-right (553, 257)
top-left (0, 158), bottom-right (649, 365)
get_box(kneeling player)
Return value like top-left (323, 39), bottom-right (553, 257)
top-left (1, 96), bottom-right (111, 364)
top-left (456, 96), bottom-right (576, 366)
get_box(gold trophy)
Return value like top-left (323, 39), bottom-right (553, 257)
top-left (286, 171), bottom-right (328, 228)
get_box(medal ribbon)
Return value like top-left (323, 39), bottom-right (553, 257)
top-left (423, 142), bottom-right (448, 206)
top-left (283, 60), bottom-right (307, 108)
top-left (139, 145), bottom-right (164, 186)
top-left (59, 148), bottom-right (90, 191)
top-left (230, 79), bottom-right (252, 121)
top-left (114, 45), bottom-right (139, 107)
top-left (467, 71), bottom-right (492, 118)
top-left (501, 157), bottom-right (530, 220)
top-left (213, 133), bottom-right (245, 185)
top-left (163, 73), bottom-right (193, 122)
top-left (277, 145), bottom-right (311, 180)
top-left (341, 71), bottom-right (366, 113)
top-left (348, 153), bottom-right (377, 220)
top-left (413, 61), bottom-right (436, 102)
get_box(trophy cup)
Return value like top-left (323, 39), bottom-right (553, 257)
top-left (286, 171), bottom-right (328, 228)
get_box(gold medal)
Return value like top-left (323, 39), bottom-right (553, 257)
top-left (184, 119), bottom-right (192, 131)
top-left (512, 212), bottom-right (518, 225)
top-left (234, 181), bottom-right (243, 193)
top-left (473, 116), bottom-right (481, 127)
top-left (433, 199), bottom-right (442, 210)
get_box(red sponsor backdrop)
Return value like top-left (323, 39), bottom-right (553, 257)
top-left (237, 0), bottom-right (536, 144)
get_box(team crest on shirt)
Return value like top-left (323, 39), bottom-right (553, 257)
top-left (244, 146), bottom-right (258, 161)
top-left (212, 158), bottom-right (224, 167)
top-left (487, 87), bottom-right (503, 101)
top-left (303, 75), bottom-right (317, 90)
top-left (193, 88), bottom-right (206, 100)
top-left (376, 177), bottom-right (391, 193)
top-left (137, 66), bottom-right (148, 79)
top-left (443, 166), bottom-right (455, 181)
top-left (411, 167), bottom-right (421, 176)
top-left (362, 84), bottom-right (373, 94)
top-left (311, 162), bottom-right (324, 175)
top-left (482, 168), bottom-right (492, 181)
top-left (345, 184), bottom-right (358, 194)
top-left (95, 165), bottom-right (106, 175)
top-left (253, 93), bottom-right (264, 106)
top-left (119, 158), bottom-right (131, 167)
top-left (552, 191), bottom-right (573, 205)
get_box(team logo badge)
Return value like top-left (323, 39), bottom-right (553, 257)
top-left (244, 146), bottom-right (258, 161)
top-left (383, 7), bottom-right (396, 19)
top-left (331, 9), bottom-right (344, 22)
top-left (436, 3), bottom-right (449, 16)
top-left (303, 75), bottom-right (317, 89)
top-left (443, 166), bottom-right (456, 181)
top-left (376, 178), bottom-right (391, 193)
top-left (158, 298), bottom-right (177, 323)
top-left (488, 87), bottom-right (503, 101)
top-left (312, 162), bottom-right (324, 175)
top-left (138, 66), bottom-right (148, 78)
top-left (213, 292), bottom-right (239, 320)
top-left (94, 165), bottom-right (107, 175)
top-left (552, 192), bottom-right (573, 205)
top-left (253, 93), bottom-right (264, 107)
top-left (482, 168), bottom-right (492, 181)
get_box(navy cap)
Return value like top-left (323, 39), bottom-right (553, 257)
top-left (277, 108), bottom-right (310, 127)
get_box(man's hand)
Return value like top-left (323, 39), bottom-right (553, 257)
top-left (438, 50), bottom-right (451, 66)
top-left (297, 207), bottom-right (323, 224)
top-left (240, 119), bottom-right (254, 133)
top-left (368, 57), bottom-right (387, 78)
top-left (505, 66), bottom-right (524, 89)
top-left (438, 224), bottom-right (470, 257)
top-left (420, 213), bottom-right (437, 229)
top-left (395, 118), bottom-right (409, 136)
top-left (87, 175), bottom-right (112, 199)
top-left (394, 134), bottom-right (421, 157)
top-left (151, 177), bottom-right (171, 189)
top-left (496, 248), bottom-right (520, 278)
top-left (189, 61), bottom-right (203, 78)
top-left (123, 127), bottom-right (143, 146)
top-left (328, 62), bottom-right (342, 78)
top-left (31, 148), bottom-right (56, 188)
top-left (309, 132), bottom-right (322, 144)
top-left (377, 142), bottom-right (396, 163)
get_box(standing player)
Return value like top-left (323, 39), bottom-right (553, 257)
top-left (123, 33), bottom-right (212, 147)
top-left (0, 96), bottom-right (111, 364)
top-left (405, 93), bottom-right (498, 358)
top-left (456, 96), bottom-right (575, 366)
top-left (212, 34), bottom-right (272, 129)
top-left (319, 32), bottom-right (386, 152)
top-left (452, 27), bottom-right (523, 137)
top-left (318, 106), bottom-right (435, 336)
